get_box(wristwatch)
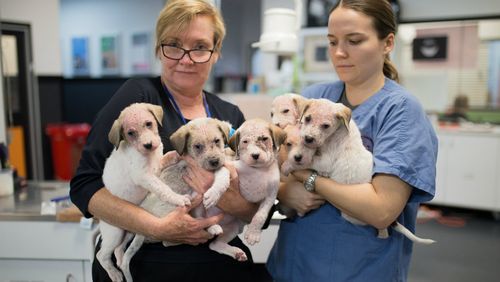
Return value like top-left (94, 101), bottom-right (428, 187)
top-left (304, 170), bottom-right (318, 192)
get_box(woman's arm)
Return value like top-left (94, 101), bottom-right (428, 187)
top-left (89, 188), bottom-right (222, 245)
top-left (291, 170), bottom-right (412, 229)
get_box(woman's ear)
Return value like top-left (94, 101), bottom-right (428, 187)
top-left (383, 33), bottom-right (395, 54)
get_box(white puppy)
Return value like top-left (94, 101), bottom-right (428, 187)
top-left (207, 119), bottom-right (286, 261)
top-left (298, 98), bottom-right (435, 244)
top-left (98, 103), bottom-right (190, 282)
top-left (119, 118), bottom-right (232, 282)
top-left (271, 93), bottom-right (307, 129)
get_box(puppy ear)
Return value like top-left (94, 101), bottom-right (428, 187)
top-left (146, 104), bottom-right (164, 127)
top-left (270, 124), bottom-right (287, 151)
top-left (228, 131), bottom-right (240, 157)
top-left (293, 95), bottom-right (308, 121)
top-left (169, 126), bottom-right (190, 155)
top-left (217, 120), bottom-right (232, 145)
top-left (336, 105), bottom-right (352, 132)
top-left (108, 118), bottom-right (123, 149)
top-left (298, 102), bottom-right (310, 124)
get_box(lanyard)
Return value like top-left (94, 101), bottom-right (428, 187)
top-left (162, 83), bottom-right (211, 124)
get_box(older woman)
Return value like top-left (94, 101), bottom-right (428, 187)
top-left (70, 1), bottom-right (261, 281)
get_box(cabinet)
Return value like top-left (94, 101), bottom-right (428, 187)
top-left (432, 130), bottom-right (500, 212)
top-left (0, 221), bottom-right (95, 282)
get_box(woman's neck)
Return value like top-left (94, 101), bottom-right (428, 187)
top-left (166, 85), bottom-right (207, 120)
top-left (345, 74), bottom-right (385, 106)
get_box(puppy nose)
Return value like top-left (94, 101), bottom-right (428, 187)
top-left (294, 155), bottom-right (302, 162)
top-left (304, 135), bottom-right (314, 144)
top-left (251, 153), bottom-right (260, 160)
top-left (209, 159), bottom-right (220, 168)
top-left (143, 142), bottom-right (153, 150)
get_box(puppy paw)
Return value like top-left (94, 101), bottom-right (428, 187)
top-left (377, 229), bottom-right (389, 239)
top-left (280, 162), bottom-right (292, 176)
top-left (244, 229), bottom-right (261, 245)
top-left (203, 189), bottom-right (221, 209)
top-left (207, 224), bottom-right (223, 236)
top-left (235, 251), bottom-right (248, 262)
top-left (164, 194), bottom-right (191, 206)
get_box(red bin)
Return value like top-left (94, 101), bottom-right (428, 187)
top-left (45, 123), bottom-right (91, 181)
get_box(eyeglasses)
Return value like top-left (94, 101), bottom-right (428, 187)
top-left (161, 44), bottom-right (215, 64)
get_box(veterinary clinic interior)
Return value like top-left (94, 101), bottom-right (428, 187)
top-left (1, 0), bottom-right (500, 281)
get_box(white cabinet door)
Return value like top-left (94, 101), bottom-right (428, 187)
top-left (0, 259), bottom-right (86, 282)
top-left (432, 134), bottom-right (450, 204)
top-left (442, 134), bottom-right (499, 210)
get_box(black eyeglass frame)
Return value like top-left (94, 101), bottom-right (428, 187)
top-left (160, 44), bottom-right (215, 64)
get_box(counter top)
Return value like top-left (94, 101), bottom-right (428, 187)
top-left (0, 181), bottom-right (71, 221)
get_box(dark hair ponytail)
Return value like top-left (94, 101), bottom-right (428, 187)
top-left (384, 56), bottom-right (399, 83)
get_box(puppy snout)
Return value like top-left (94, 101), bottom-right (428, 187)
top-left (251, 153), bottom-right (260, 160)
top-left (209, 159), bottom-right (220, 168)
top-left (143, 142), bottom-right (153, 150)
top-left (294, 154), bottom-right (302, 162)
top-left (304, 135), bottom-right (315, 144)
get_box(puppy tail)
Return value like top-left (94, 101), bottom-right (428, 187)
top-left (392, 222), bottom-right (436, 245)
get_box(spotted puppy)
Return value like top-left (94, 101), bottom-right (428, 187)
top-left (270, 93), bottom-right (308, 129)
top-left (299, 98), bottom-right (435, 244)
top-left (98, 103), bottom-right (189, 282)
top-left (118, 117), bottom-right (233, 282)
top-left (207, 119), bottom-right (286, 261)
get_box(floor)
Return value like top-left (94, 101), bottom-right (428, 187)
top-left (409, 205), bottom-right (500, 282)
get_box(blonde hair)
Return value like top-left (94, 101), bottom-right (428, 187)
top-left (155, 0), bottom-right (226, 57)
top-left (332, 0), bottom-right (399, 82)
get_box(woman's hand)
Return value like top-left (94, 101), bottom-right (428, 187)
top-left (279, 170), bottom-right (325, 216)
top-left (182, 155), bottom-right (215, 195)
top-left (153, 195), bottom-right (223, 245)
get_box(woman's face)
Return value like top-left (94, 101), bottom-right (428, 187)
top-left (327, 7), bottom-right (393, 86)
top-left (159, 15), bottom-right (219, 94)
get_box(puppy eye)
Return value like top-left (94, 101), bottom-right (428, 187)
top-left (270, 112), bottom-right (274, 118)
top-left (127, 130), bottom-right (136, 137)
top-left (286, 142), bottom-right (292, 147)
top-left (214, 138), bottom-right (220, 144)
top-left (322, 124), bottom-right (330, 129)
top-left (282, 109), bottom-right (289, 114)
top-left (305, 116), bottom-right (311, 123)
top-left (145, 121), bottom-right (153, 128)
top-left (262, 136), bottom-right (269, 142)
top-left (194, 144), bottom-right (204, 151)
top-left (242, 140), bottom-right (248, 144)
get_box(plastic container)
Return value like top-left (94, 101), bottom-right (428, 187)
top-left (45, 123), bottom-right (91, 181)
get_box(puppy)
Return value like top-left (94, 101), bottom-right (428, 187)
top-left (119, 118), bottom-right (232, 282)
top-left (280, 124), bottom-right (317, 176)
top-left (270, 93), bottom-right (307, 129)
top-left (207, 119), bottom-right (286, 261)
top-left (98, 103), bottom-right (190, 282)
top-left (298, 98), bottom-right (435, 244)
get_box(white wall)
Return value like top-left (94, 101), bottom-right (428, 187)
top-left (0, 0), bottom-right (61, 75)
top-left (60, 0), bottom-right (165, 77)
top-left (400, 0), bottom-right (500, 22)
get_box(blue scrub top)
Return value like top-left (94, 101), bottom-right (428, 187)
top-left (267, 78), bottom-right (438, 282)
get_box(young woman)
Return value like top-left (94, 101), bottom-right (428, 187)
top-left (267, 0), bottom-right (438, 281)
